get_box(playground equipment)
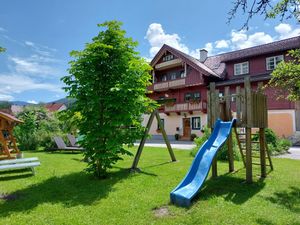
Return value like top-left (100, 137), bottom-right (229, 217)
top-left (171, 76), bottom-right (273, 207)
top-left (131, 109), bottom-right (176, 171)
top-left (0, 111), bottom-right (22, 159)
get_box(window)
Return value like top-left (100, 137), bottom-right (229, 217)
top-left (162, 74), bottom-right (167, 82)
top-left (192, 117), bottom-right (201, 130)
top-left (193, 92), bottom-right (201, 101)
top-left (162, 54), bottom-right (174, 62)
top-left (185, 92), bottom-right (201, 102)
top-left (185, 93), bottom-right (192, 102)
top-left (234, 62), bottom-right (249, 75)
top-left (157, 118), bottom-right (164, 130)
top-left (266, 55), bottom-right (283, 70)
top-left (170, 72), bottom-right (177, 80)
top-left (180, 70), bottom-right (186, 78)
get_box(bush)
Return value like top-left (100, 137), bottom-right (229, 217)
top-left (253, 128), bottom-right (291, 155)
top-left (14, 106), bottom-right (65, 150)
top-left (190, 133), bottom-right (197, 141)
top-left (253, 128), bottom-right (277, 147)
top-left (174, 134), bottom-right (179, 141)
top-left (190, 126), bottom-right (241, 161)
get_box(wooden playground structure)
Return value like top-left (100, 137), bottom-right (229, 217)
top-left (0, 111), bottom-right (22, 160)
top-left (207, 76), bottom-right (273, 183)
top-left (131, 110), bottom-right (176, 171)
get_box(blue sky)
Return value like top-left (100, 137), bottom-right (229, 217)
top-left (0, 0), bottom-right (299, 103)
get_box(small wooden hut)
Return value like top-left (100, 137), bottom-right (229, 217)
top-left (0, 111), bottom-right (22, 159)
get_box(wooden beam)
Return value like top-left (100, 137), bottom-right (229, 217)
top-left (155, 111), bottom-right (177, 162)
top-left (131, 111), bottom-right (156, 171)
top-left (246, 128), bottom-right (252, 183)
top-left (259, 128), bottom-right (266, 178)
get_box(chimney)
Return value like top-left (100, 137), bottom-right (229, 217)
top-left (199, 49), bottom-right (208, 62)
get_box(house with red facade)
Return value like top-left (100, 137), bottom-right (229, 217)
top-left (144, 36), bottom-right (300, 140)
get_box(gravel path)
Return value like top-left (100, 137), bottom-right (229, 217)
top-left (134, 140), bottom-right (196, 150)
top-left (275, 146), bottom-right (300, 160)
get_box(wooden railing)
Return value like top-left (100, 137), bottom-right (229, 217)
top-left (164, 102), bottom-right (202, 112)
top-left (153, 78), bottom-right (186, 91)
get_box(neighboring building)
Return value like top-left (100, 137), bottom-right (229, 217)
top-left (11, 105), bottom-right (24, 115)
top-left (144, 36), bottom-right (300, 140)
top-left (45, 103), bottom-right (67, 112)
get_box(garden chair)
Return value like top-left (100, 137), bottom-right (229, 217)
top-left (53, 136), bottom-right (84, 152)
top-left (67, 134), bottom-right (79, 147)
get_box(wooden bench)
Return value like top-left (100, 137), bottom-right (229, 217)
top-left (0, 157), bottom-right (40, 175)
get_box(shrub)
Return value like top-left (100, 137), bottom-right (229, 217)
top-left (14, 106), bottom-right (65, 150)
top-left (253, 128), bottom-right (277, 147)
top-left (190, 133), bottom-right (197, 141)
top-left (174, 134), bottom-right (179, 141)
top-left (252, 128), bottom-right (291, 155)
top-left (190, 126), bottom-right (241, 161)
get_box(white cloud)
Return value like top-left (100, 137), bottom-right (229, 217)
top-left (24, 40), bottom-right (57, 57)
top-left (27, 100), bottom-right (38, 104)
top-left (145, 22), bottom-right (299, 61)
top-left (275, 23), bottom-right (300, 39)
top-left (25, 41), bottom-right (35, 47)
top-left (145, 23), bottom-right (189, 57)
top-left (9, 56), bottom-right (62, 77)
top-left (215, 40), bottom-right (229, 49)
top-left (0, 94), bottom-right (14, 101)
top-left (0, 73), bottom-right (63, 95)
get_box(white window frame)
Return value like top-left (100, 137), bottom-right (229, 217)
top-left (162, 74), bottom-right (167, 82)
top-left (180, 70), bottom-right (186, 78)
top-left (234, 61), bottom-right (249, 76)
top-left (170, 72), bottom-right (177, 80)
top-left (192, 117), bottom-right (201, 130)
top-left (266, 55), bottom-right (284, 70)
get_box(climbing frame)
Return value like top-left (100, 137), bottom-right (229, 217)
top-left (207, 76), bottom-right (273, 183)
top-left (0, 111), bottom-right (22, 159)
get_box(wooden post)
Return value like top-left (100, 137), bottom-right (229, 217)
top-left (155, 111), bottom-right (176, 162)
top-left (246, 128), bottom-right (252, 183)
top-left (259, 128), bottom-right (267, 178)
top-left (131, 111), bottom-right (156, 171)
top-left (131, 110), bottom-right (176, 171)
top-left (245, 77), bottom-right (253, 183)
top-left (224, 86), bottom-right (234, 172)
top-left (209, 83), bottom-right (218, 178)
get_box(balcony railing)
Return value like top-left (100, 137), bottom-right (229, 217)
top-left (155, 58), bottom-right (182, 70)
top-left (164, 102), bottom-right (202, 112)
top-left (153, 78), bottom-right (186, 91)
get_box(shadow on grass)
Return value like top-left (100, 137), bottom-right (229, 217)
top-left (265, 186), bottom-right (300, 213)
top-left (0, 168), bottom-right (35, 181)
top-left (0, 168), bottom-right (132, 217)
top-left (194, 174), bottom-right (266, 205)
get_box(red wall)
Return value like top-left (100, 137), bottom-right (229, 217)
top-left (226, 51), bottom-right (287, 79)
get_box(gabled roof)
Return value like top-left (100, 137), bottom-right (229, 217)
top-left (0, 111), bottom-right (23, 123)
top-left (45, 103), bottom-right (65, 112)
top-left (150, 44), bottom-right (220, 78)
top-left (204, 36), bottom-right (300, 77)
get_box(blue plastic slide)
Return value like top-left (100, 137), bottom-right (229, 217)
top-left (170, 119), bottom-right (236, 207)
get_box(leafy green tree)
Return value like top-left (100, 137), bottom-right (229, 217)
top-left (62, 21), bottom-right (155, 178)
top-left (228, 0), bottom-right (300, 28)
top-left (269, 49), bottom-right (300, 101)
top-left (14, 106), bottom-right (63, 150)
top-left (56, 110), bottom-right (82, 135)
top-left (0, 47), bottom-right (5, 52)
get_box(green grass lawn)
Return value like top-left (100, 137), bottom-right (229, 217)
top-left (0, 147), bottom-right (300, 225)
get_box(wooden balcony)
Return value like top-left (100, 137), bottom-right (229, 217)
top-left (155, 58), bottom-right (182, 70)
top-left (153, 78), bottom-right (186, 91)
top-left (164, 102), bottom-right (202, 113)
